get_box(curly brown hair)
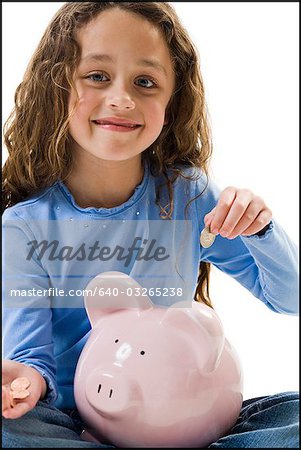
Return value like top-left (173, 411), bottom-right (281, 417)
top-left (2, 2), bottom-right (213, 307)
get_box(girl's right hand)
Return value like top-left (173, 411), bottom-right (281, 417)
top-left (2, 359), bottom-right (47, 419)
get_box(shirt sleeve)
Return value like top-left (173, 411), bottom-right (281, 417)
top-left (2, 208), bottom-right (58, 404)
top-left (195, 176), bottom-right (299, 315)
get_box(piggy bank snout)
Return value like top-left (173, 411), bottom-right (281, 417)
top-left (85, 369), bottom-right (139, 417)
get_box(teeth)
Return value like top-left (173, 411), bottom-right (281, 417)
top-left (108, 123), bottom-right (137, 127)
top-left (94, 121), bottom-right (139, 127)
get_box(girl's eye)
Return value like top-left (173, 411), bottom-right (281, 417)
top-left (84, 73), bottom-right (156, 88)
top-left (135, 77), bottom-right (156, 88)
top-left (87, 73), bottom-right (109, 82)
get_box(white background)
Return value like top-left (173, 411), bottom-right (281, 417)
top-left (2, 2), bottom-right (299, 399)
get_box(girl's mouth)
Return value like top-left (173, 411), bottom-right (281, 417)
top-left (92, 118), bottom-right (142, 132)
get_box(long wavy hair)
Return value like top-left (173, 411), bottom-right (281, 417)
top-left (2, 2), bottom-right (213, 307)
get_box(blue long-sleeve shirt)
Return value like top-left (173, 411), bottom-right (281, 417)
top-left (2, 164), bottom-right (298, 409)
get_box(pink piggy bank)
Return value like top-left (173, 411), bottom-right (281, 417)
top-left (74, 272), bottom-right (243, 448)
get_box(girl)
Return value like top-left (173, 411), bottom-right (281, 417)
top-left (2, 2), bottom-right (298, 448)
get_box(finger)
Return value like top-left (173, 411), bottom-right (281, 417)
top-left (210, 187), bottom-right (237, 234)
top-left (204, 207), bottom-right (216, 229)
top-left (219, 190), bottom-right (253, 237)
top-left (2, 399), bottom-right (31, 420)
top-left (225, 199), bottom-right (263, 239)
top-left (241, 209), bottom-right (272, 236)
top-left (2, 386), bottom-right (11, 413)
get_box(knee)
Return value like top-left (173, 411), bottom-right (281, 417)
top-left (1, 403), bottom-right (51, 448)
top-left (2, 418), bottom-right (26, 448)
top-left (273, 391), bottom-right (299, 422)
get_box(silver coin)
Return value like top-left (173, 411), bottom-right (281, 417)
top-left (200, 226), bottom-right (216, 248)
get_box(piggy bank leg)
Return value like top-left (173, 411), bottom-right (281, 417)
top-left (80, 428), bottom-right (100, 443)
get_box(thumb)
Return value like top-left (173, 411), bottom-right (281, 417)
top-left (2, 386), bottom-right (11, 413)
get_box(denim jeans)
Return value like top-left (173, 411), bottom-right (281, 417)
top-left (2, 391), bottom-right (299, 448)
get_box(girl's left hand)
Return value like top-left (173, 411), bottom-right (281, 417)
top-left (204, 186), bottom-right (272, 239)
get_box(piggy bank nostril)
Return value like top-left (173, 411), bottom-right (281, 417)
top-left (96, 384), bottom-right (113, 398)
top-left (86, 372), bottom-right (137, 415)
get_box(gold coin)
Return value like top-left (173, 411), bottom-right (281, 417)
top-left (200, 226), bottom-right (216, 248)
top-left (11, 390), bottom-right (30, 399)
top-left (10, 376), bottom-right (31, 391)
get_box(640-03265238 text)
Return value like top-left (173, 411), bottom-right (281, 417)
top-left (9, 287), bottom-right (184, 298)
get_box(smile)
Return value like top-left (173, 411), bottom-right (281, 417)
top-left (92, 118), bottom-right (142, 132)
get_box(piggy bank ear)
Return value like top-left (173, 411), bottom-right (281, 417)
top-left (84, 271), bottom-right (153, 327)
top-left (161, 300), bottom-right (225, 373)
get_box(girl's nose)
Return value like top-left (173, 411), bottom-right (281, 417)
top-left (106, 86), bottom-right (135, 111)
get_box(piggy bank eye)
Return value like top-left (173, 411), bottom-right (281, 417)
top-left (140, 350), bottom-right (145, 355)
top-left (114, 339), bottom-right (119, 343)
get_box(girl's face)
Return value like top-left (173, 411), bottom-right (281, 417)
top-left (68, 8), bottom-right (175, 162)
